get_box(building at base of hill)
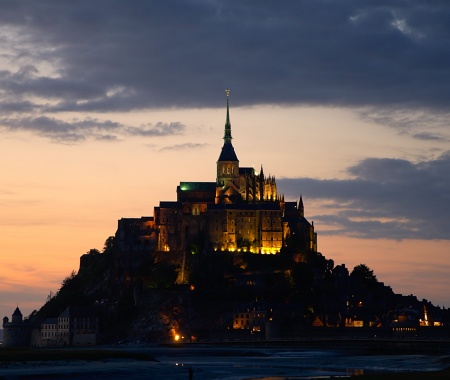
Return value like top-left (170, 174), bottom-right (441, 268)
top-left (37, 307), bottom-right (99, 347)
top-left (2, 307), bottom-right (31, 347)
top-left (3, 306), bottom-right (99, 348)
top-left (109, 93), bottom-right (318, 283)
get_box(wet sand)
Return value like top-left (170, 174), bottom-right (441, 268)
top-left (0, 345), bottom-right (448, 379)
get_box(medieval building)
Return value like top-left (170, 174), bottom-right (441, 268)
top-left (114, 92), bottom-right (317, 281)
top-left (2, 307), bottom-right (31, 347)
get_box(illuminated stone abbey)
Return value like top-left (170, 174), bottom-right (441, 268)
top-left (116, 92), bottom-right (317, 260)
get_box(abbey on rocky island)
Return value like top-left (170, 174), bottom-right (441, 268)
top-left (115, 92), bottom-right (317, 262)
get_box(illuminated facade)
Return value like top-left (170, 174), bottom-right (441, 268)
top-left (233, 303), bottom-right (268, 331)
top-left (116, 92), bottom-right (317, 257)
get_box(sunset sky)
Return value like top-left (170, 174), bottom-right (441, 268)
top-left (1, 1), bottom-right (450, 320)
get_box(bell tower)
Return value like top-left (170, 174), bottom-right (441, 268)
top-left (216, 90), bottom-right (240, 203)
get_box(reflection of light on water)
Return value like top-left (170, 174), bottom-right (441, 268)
top-left (147, 347), bottom-right (447, 379)
top-left (348, 368), bottom-right (364, 376)
top-left (274, 350), bottom-right (337, 357)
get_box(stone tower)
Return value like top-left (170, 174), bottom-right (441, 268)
top-left (2, 306), bottom-right (30, 347)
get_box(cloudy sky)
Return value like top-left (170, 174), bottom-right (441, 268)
top-left (1, 1), bottom-right (450, 319)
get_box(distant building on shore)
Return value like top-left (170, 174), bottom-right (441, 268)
top-left (2, 305), bottom-right (99, 348)
top-left (2, 307), bottom-right (31, 347)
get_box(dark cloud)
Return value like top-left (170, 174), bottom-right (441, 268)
top-left (127, 122), bottom-right (185, 137)
top-left (412, 132), bottom-right (448, 142)
top-left (0, 116), bottom-right (185, 143)
top-left (277, 152), bottom-right (450, 240)
top-left (159, 143), bottom-right (207, 151)
top-left (358, 108), bottom-right (450, 139)
top-left (0, 0), bottom-right (449, 114)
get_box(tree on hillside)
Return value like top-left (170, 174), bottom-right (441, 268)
top-left (350, 264), bottom-right (377, 284)
top-left (37, 270), bottom-right (90, 318)
top-left (103, 236), bottom-right (115, 252)
top-left (61, 270), bottom-right (80, 291)
top-left (291, 262), bottom-right (314, 289)
top-left (146, 263), bottom-right (178, 289)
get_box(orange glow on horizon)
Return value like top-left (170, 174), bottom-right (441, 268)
top-left (1, 106), bottom-right (450, 319)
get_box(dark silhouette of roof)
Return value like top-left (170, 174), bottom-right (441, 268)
top-left (218, 142), bottom-right (238, 162)
top-left (159, 201), bottom-right (181, 208)
top-left (178, 182), bottom-right (216, 191)
top-left (59, 306), bottom-right (97, 318)
top-left (239, 167), bottom-right (256, 175)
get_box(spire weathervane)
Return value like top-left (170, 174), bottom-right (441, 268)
top-left (224, 89), bottom-right (232, 142)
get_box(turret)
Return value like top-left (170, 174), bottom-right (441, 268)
top-left (259, 165), bottom-right (265, 201)
top-left (299, 195), bottom-right (304, 217)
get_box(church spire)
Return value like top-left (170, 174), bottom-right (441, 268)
top-left (216, 90), bottom-right (239, 196)
top-left (217, 90), bottom-right (238, 162)
top-left (224, 89), bottom-right (232, 143)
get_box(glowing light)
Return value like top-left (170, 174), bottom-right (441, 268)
top-left (174, 334), bottom-right (180, 342)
